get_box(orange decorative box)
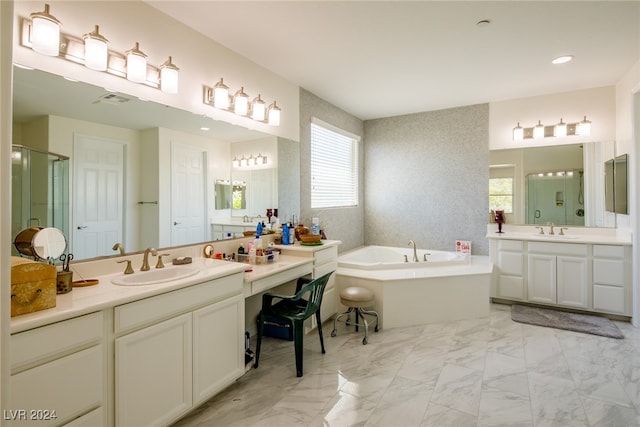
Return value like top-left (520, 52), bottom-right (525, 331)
top-left (10, 256), bottom-right (57, 317)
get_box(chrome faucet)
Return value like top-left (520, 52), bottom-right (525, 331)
top-left (548, 222), bottom-right (555, 235)
top-left (141, 247), bottom-right (157, 271)
top-left (408, 240), bottom-right (418, 262)
top-left (112, 242), bottom-right (125, 255)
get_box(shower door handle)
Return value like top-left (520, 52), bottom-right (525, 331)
top-left (535, 210), bottom-right (541, 219)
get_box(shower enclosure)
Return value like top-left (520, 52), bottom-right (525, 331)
top-left (526, 169), bottom-right (585, 226)
top-left (11, 145), bottom-right (69, 255)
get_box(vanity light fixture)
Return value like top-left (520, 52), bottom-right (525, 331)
top-left (267, 101), bottom-right (281, 126)
top-left (554, 118), bottom-right (567, 137)
top-left (30, 4), bottom-right (61, 56)
top-left (512, 122), bottom-right (524, 141)
top-left (22, 9), bottom-right (178, 93)
top-left (251, 94), bottom-right (266, 121)
top-left (232, 153), bottom-right (269, 168)
top-left (159, 56), bottom-right (179, 94)
top-left (577, 116), bottom-right (591, 136)
top-left (202, 82), bottom-right (282, 126)
top-left (125, 42), bottom-right (147, 83)
top-left (213, 78), bottom-right (230, 109)
top-left (533, 120), bottom-right (545, 139)
top-left (233, 87), bottom-right (250, 116)
top-left (83, 25), bottom-right (109, 71)
top-left (512, 116), bottom-right (592, 141)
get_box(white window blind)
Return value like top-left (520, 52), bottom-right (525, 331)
top-left (310, 118), bottom-right (359, 209)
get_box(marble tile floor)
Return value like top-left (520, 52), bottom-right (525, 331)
top-left (172, 304), bottom-right (640, 427)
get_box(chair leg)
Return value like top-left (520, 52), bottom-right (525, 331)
top-left (315, 310), bottom-right (326, 354)
top-left (293, 320), bottom-right (304, 377)
top-left (254, 312), bottom-right (264, 369)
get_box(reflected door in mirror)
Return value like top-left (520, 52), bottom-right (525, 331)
top-left (73, 135), bottom-right (124, 259)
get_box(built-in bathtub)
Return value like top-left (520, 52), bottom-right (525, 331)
top-left (336, 245), bottom-right (493, 329)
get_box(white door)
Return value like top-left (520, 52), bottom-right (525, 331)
top-left (73, 135), bottom-right (124, 259)
top-left (171, 144), bottom-right (207, 246)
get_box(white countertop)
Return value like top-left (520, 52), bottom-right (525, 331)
top-left (275, 239), bottom-right (342, 253)
top-left (485, 224), bottom-right (632, 245)
top-left (11, 254), bottom-right (314, 334)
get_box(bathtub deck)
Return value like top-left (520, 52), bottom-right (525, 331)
top-left (336, 256), bottom-right (493, 329)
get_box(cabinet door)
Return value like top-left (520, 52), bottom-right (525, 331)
top-left (193, 294), bottom-right (244, 405)
top-left (557, 256), bottom-right (589, 308)
top-left (527, 254), bottom-right (556, 304)
top-left (496, 251), bottom-right (525, 299)
top-left (116, 313), bottom-right (192, 427)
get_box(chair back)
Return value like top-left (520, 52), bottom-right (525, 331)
top-left (297, 271), bottom-right (334, 319)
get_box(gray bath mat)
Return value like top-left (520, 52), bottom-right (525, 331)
top-left (511, 304), bottom-right (624, 339)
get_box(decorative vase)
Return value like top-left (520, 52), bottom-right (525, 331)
top-left (495, 210), bottom-right (505, 233)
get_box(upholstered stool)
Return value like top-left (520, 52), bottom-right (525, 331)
top-left (331, 286), bottom-right (379, 345)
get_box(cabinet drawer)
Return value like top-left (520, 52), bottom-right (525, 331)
top-left (314, 261), bottom-right (337, 282)
top-left (10, 346), bottom-right (103, 427)
top-left (593, 245), bottom-right (625, 259)
top-left (115, 273), bottom-right (243, 334)
top-left (314, 246), bottom-right (338, 266)
top-left (250, 263), bottom-right (312, 295)
top-left (593, 285), bottom-right (625, 314)
top-left (498, 240), bottom-right (523, 251)
top-left (593, 259), bottom-right (625, 287)
top-left (11, 312), bottom-right (103, 372)
top-left (497, 251), bottom-right (523, 276)
top-left (528, 242), bottom-right (588, 256)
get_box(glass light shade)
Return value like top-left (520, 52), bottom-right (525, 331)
top-left (248, 154), bottom-right (255, 166)
top-left (512, 122), bottom-right (524, 140)
top-left (577, 116), bottom-right (591, 136)
top-left (232, 157), bottom-right (239, 168)
top-left (159, 56), bottom-right (179, 94)
top-left (83, 25), bottom-right (109, 71)
top-left (234, 87), bottom-right (249, 116)
top-left (125, 42), bottom-right (148, 83)
top-left (267, 101), bottom-right (281, 126)
top-left (533, 120), bottom-right (544, 139)
top-left (554, 118), bottom-right (567, 137)
top-left (251, 95), bottom-right (266, 121)
top-left (213, 78), bottom-right (230, 109)
top-left (30, 4), bottom-right (61, 56)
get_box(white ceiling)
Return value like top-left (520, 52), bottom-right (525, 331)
top-left (147, 1), bottom-right (640, 120)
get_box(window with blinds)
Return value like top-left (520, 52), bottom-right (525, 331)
top-left (310, 119), bottom-right (359, 209)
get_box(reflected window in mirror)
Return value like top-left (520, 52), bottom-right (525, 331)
top-left (489, 165), bottom-right (514, 223)
top-left (232, 182), bottom-right (247, 210)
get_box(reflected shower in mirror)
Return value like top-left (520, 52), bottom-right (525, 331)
top-left (490, 142), bottom-right (615, 228)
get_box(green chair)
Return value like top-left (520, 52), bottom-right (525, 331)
top-left (255, 271), bottom-right (334, 377)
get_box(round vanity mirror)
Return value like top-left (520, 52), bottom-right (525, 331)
top-left (15, 227), bottom-right (67, 261)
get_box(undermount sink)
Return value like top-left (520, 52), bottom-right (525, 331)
top-left (112, 267), bottom-right (199, 286)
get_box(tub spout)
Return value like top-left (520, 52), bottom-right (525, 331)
top-left (408, 240), bottom-right (418, 262)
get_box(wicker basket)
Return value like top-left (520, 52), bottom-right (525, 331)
top-left (299, 234), bottom-right (321, 244)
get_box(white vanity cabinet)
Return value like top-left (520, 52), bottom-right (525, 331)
top-left (9, 312), bottom-right (106, 426)
top-left (592, 245), bottom-right (631, 314)
top-left (114, 273), bottom-right (244, 427)
top-left (527, 242), bottom-right (589, 309)
top-left (493, 239), bottom-right (526, 300)
top-left (490, 234), bottom-right (631, 316)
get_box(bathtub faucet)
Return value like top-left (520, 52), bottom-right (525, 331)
top-left (408, 240), bottom-right (419, 262)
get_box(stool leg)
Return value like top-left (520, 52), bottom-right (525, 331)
top-left (331, 307), bottom-right (353, 337)
top-left (361, 310), bottom-right (370, 345)
top-left (361, 308), bottom-right (380, 332)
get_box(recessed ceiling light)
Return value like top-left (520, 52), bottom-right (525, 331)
top-left (552, 55), bottom-right (573, 65)
top-left (200, 127), bottom-right (210, 131)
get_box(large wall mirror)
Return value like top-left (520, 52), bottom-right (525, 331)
top-left (12, 66), bottom-right (292, 261)
top-left (490, 141), bottom-right (616, 228)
